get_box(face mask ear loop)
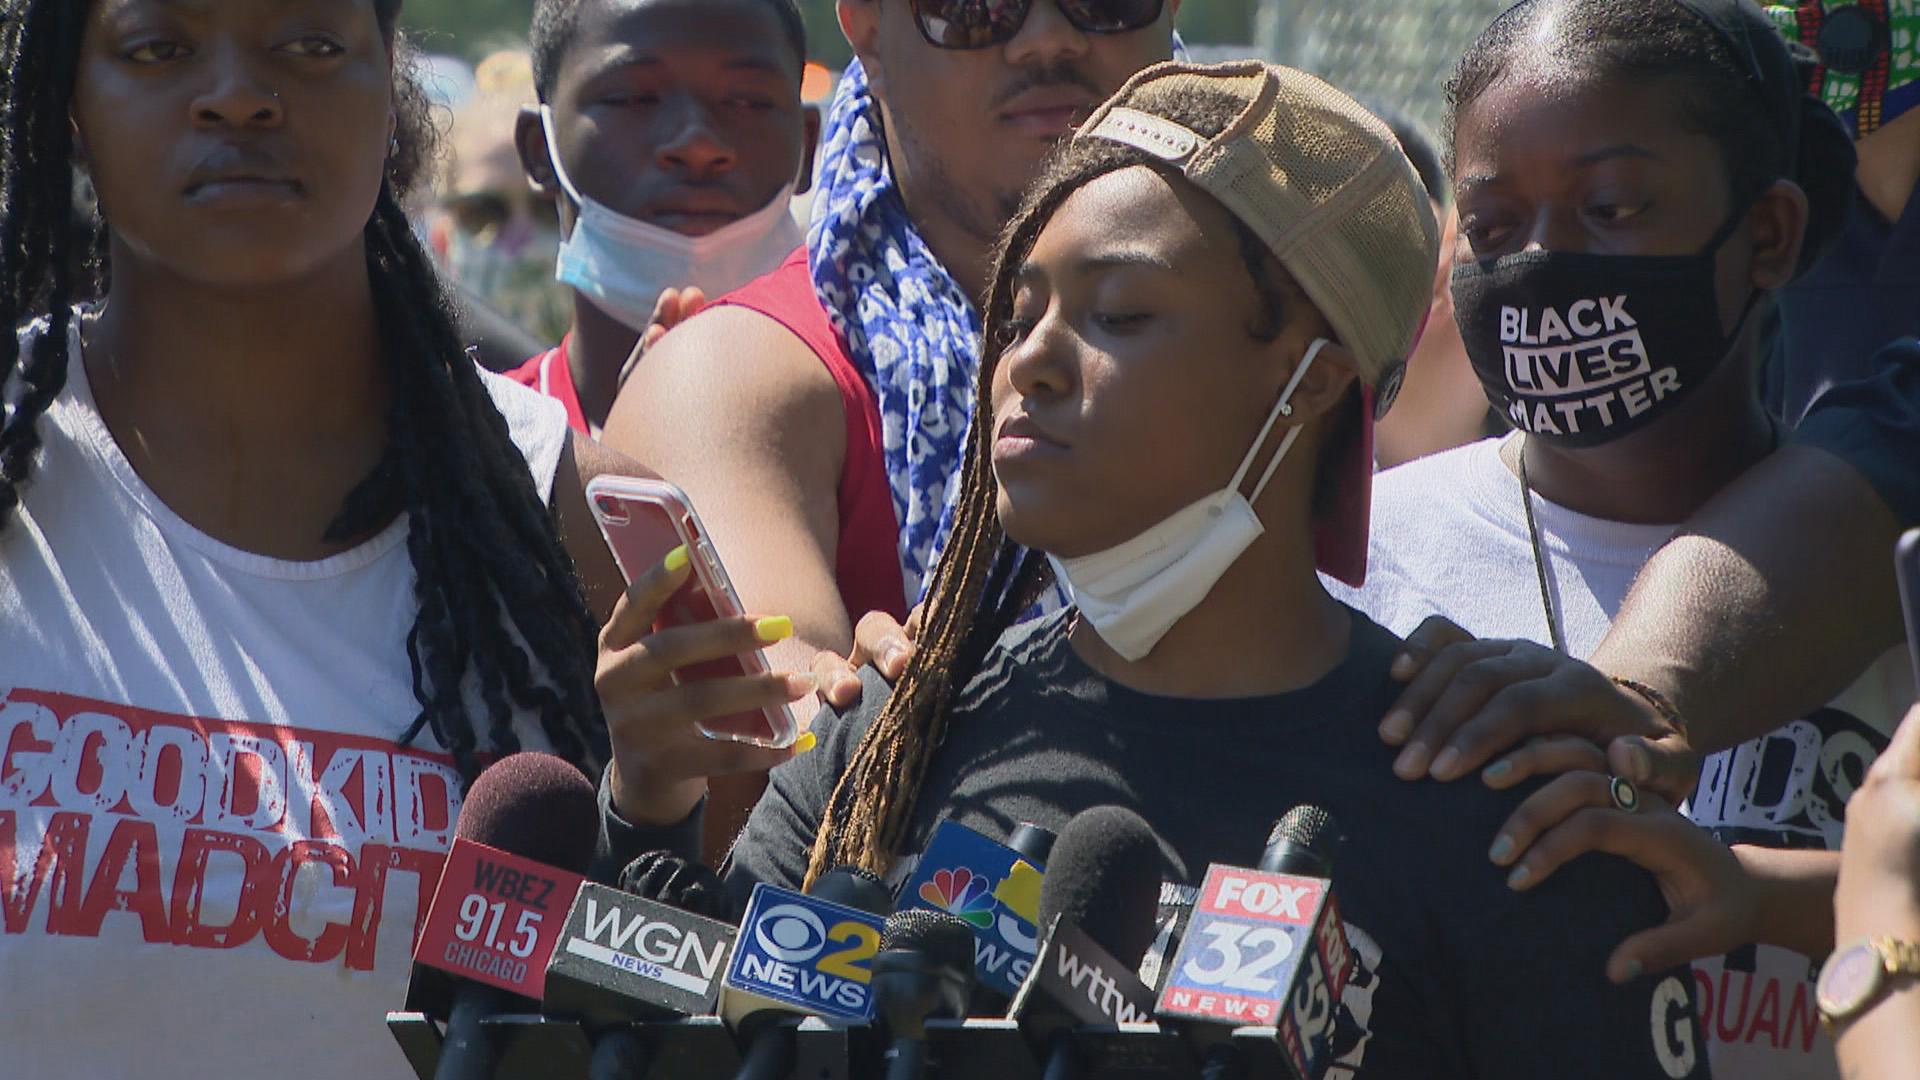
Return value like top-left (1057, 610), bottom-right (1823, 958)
top-left (1239, 338), bottom-right (1330, 504)
top-left (539, 105), bottom-right (589, 209)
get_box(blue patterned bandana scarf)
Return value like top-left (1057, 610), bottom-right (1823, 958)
top-left (808, 60), bottom-right (977, 603)
top-left (807, 40), bottom-right (1184, 606)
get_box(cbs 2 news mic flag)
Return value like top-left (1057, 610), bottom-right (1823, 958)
top-left (412, 836), bottom-right (586, 1000)
top-left (722, 882), bottom-right (888, 1021)
top-left (543, 880), bottom-right (739, 1021)
top-left (1158, 865), bottom-right (1353, 1079)
top-left (898, 820), bottom-right (1047, 998)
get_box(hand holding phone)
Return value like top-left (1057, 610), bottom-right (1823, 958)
top-left (591, 474), bottom-right (817, 818)
top-left (589, 476), bottom-right (800, 749)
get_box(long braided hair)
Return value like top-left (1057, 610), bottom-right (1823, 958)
top-left (803, 82), bottom-right (1314, 886)
top-left (0, 0), bottom-right (608, 781)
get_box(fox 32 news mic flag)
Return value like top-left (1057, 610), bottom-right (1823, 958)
top-left (897, 819), bottom-right (1050, 999)
top-left (1157, 817), bottom-right (1353, 1080)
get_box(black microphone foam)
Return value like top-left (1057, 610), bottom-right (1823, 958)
top-left (1259, 805), bottom-right (1340, 878)
top-left (881, 909), bottom-right (980, 968)
top-left (454, 752), bottom-right (599, 874)
top-left (813, 864), bottom-right (894, 915)
top-left (619, 850), bottom-right (734, 921)
top-left (1038, 806), bottom-right (1163, 970)
top-left (875, 910), bottom-right (978, 1080)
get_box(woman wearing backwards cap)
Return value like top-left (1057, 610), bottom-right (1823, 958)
top-left (599, 60), bottom-right (1710, 1078)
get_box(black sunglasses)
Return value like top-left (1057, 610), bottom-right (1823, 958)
top-left (908, 0), bottom-right (1166, 50)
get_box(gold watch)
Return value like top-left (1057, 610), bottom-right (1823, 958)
top-left (1816, 938), bottom-right (1920, 1032)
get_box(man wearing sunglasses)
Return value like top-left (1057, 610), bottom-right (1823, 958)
top-left (602, 0), bottom-right (1178, 842)
top-left (508, 0), bottom-right (822, 436)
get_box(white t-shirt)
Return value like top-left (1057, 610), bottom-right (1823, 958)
top-left (0, 318), bottom-right (572, 1078)
top-left (1331, 435), bottom-right (1914, 1080)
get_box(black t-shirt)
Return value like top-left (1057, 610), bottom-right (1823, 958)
top-left (1765, 187), bottom-right (1920, 427)
top-left (601, 609), bottom-right (1710, 1079)
top-left (1794, 336), bottom-right (1920, 528)
top-left (1756, 185), bottom-right (1920, 527)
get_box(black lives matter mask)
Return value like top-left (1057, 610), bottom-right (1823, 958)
top-left (1450, 213), bottom-right (1759, 447)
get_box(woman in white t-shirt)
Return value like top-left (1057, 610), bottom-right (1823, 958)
top-left (0, 2), bottom-right (815, 1076)
top-left (1328, 2), bottom-right (1911, 1077)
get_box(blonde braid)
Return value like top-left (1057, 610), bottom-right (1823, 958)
top-left (800, 142), bottom-right (1152, 889)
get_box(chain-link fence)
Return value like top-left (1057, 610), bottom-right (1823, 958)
top-left (1251, 0), bottom-right (1513, 139)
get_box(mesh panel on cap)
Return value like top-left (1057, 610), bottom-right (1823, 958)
top-left (1306, 157), bottom-right (1438, 384)
top-left (1079, 61), bottom-right (1439, 383)
top-left (1242, 71), bottom-right (1388, 208)
top-left (1187, 65), bottom-right (1437, 384)
top-left (1133, 69), bottom-right (1271, 136)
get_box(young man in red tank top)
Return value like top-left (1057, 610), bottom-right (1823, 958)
top-left (504, 0), bottom-right (819, 435)
top-left (600, 0), bottom-right (1186, 845)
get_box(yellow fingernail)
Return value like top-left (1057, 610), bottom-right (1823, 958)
top-left (755, 616), bottom-right (794, 643)
top-left (662, 544), bottom-right (690, 573)
top-left (793, 731), bottom-right (818, 754)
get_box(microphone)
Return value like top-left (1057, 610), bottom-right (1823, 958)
top-left (1156, 806), bottom-right (1353, 1080)
top-left (406, 753), bottom-right (598, 1080)
top-left (1259, 805), bottom-right (1335, 877)
top-left (1007, 822), bottom-right (1058, 864)
top-left (872, 910), bottom-right (978, 1080)
top-left (897, 819), bottom-right (1053, 1001)
top-left (547, 851), bottom-right (738, 1020)
top-left (1007, 806), bottom-right (1164, 1080)
top-left (721, 865), bottom-right (894, 1080)
top-left (619, 849), bottom-right (740, 923)
top-left (543, 850), bottom-right (741, 1078)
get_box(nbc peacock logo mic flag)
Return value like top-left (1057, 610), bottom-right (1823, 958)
top-left (899, 820), bottom-right (1046, 997)
top-left (917, 867), bottom-right (998, 929)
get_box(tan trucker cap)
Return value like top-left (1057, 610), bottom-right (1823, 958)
top-left (1075, 60), bottom-right (1441, 586)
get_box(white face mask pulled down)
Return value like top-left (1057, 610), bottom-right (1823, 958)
top-left (540, 106), bottom-right (803, 335)
top-left (1048, 339), bottom-right (1332, 662)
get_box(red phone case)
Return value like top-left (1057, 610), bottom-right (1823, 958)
top-left (586, 476), bottom-right (798, 749)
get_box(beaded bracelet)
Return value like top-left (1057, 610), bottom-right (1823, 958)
top-left (1610, 676), bottom-right (1688, 740)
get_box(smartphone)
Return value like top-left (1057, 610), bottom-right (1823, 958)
top-left (1898, 527), bottom-right (1920, 689)
top-left (586, 475), bottom-right (799, 749)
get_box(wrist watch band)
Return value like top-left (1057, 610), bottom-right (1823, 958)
top-left (1817, 938), bottom-right (1920, 1032)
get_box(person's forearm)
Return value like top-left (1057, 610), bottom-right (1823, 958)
top-left (1836, 984), bottom-right (1920, 1080)
top-left (1591, 445), bottom-right (1903, 755)
top-left (596, 766), bottom-right (705, 881)
top-left (1735, 845), bottom-right (1838, 958)
top-left (762, 627), bottom-right (846, 678)
top-left (1832, 902), bottom-right (1920, 1080)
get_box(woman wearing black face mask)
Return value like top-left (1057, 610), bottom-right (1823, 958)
top-left (1325, 2), bottom-right (1912, 1078)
